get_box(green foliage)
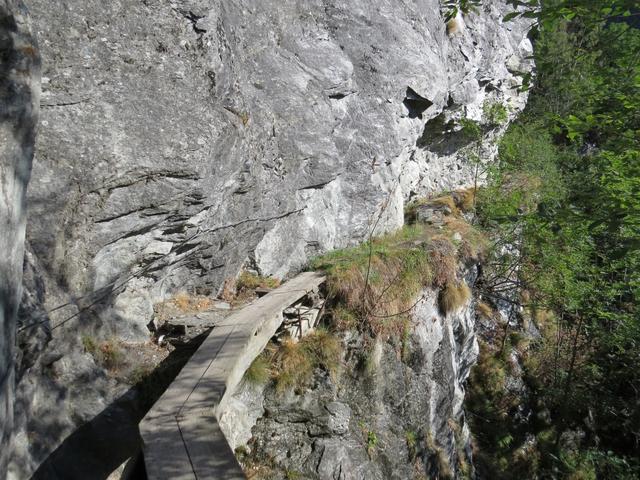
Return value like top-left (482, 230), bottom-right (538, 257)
top-left (244, 353), bottom-right (271, 385)
top-left (459, 117), bottom-right (482, 142)
top-left (483, 101), bottom-right (509, 126)
top-left (469, 3), bottom-right (640, 477)
top-left (443, 0), bottom-right (482, 21)
top-left (367, 430), bottom-right (378, 450)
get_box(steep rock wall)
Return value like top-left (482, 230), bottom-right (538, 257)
top-left (6, 0), bottom-right (533, 477)
top-left (225, 270), bottom-right (480, 479)
top-left (25, 0), bottom-right (532, 339)
top-left (0, 0), bottom-right (39, 475)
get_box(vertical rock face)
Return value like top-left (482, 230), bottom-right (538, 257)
top-left (5, 0), bottom-right (533, 476)
top-left (0, 0), bottom-right (39, 475)
top-left (230, 274), bottom-right (480, 479)
top-left (22, 0), bottom-right (532, 339)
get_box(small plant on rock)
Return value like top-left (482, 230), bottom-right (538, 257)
top-left (439, 281), bottom-right (472, 315)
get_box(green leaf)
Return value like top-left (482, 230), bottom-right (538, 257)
top-left (503, 11), bottom-right (521, 22)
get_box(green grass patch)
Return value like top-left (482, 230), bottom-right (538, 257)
top-left (244, 353), bottom-right (271, 385)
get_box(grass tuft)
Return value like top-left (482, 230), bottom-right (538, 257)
top-left (244, 353), bottom-right (271, 385)
top-left (173, 292), bottom-right (213, 312)
top-left (269, 329), bottom-right (342, 393)
top-left (443, 216), bottom-right (489, 261)
top-left (439, 281), bottom-right (472, 315)
top-left (425, 432), bottom-right (454, 480)
top-left (83, 336), bottom-right (125, 371)
top-left (453, 187), bottom-right (477, 212)
top-left (476, 301), bottom-right (495, 319)
top-left (430, 195), bottom-right (460, 215)
top-left (236, 271), bottom-right (280, 291)
top-left (311, 225), bottom-right (434, 338)
top-left (427, 236), bottom-right (458, 288)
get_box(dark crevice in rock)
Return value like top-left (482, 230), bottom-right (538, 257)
top-left (177, 9), bottom-right (207, 35)
top-left (403, 87), bottom-right (433, 119)
top-left (416, 112), bottom-right (476, 156)
top-left (297, 177), bottom-right (338, 191)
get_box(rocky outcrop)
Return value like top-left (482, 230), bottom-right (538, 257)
top-left (229, 271), bottom-right (480, 479)
top-left (5, 0), bottom-right (533, 477)
top-left (0, 0), bottom-right (39, 475)
top-left (24, 0), bottom-right (532, 338)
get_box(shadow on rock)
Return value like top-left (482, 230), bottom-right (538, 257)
top-left (30, 331), bottom-right (211, 480)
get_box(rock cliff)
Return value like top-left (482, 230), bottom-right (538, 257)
top-left (223, 272), bottom-right (480, 479)
top-left (3, 0), bottom-right (533, 477)
top-left (0, 0), bottom-right (40, 475)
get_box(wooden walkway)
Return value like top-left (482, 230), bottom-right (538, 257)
top-left (139, 272), bottom-right (326, 479)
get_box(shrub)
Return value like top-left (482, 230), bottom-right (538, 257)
top-left (439, 281), bottom-right (471, 315)
top-left (483, 101), bottom-right (509, 126)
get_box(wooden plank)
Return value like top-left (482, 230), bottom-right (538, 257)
top-left (140, 418), bottom-right (196, 480)
top-left (179, 416), bottom-right (245, 480)
top-left (145, 324), bottom-right (236, 421)
top-left (140, 271), bottom-right (325, 479)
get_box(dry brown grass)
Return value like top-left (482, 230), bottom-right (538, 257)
top-left (439, 281), bottom-right (471, 315)
top-left (443, 216), bottom-right (488, 261)
top-left (424, 432), bottom-right (454, 480)
top-left (220, 277), bottom-right (237, 302)
top-left (453, 187), bottom-right (477, 212)
top-left (427, 235), bottom-right (458, 288)
top-left (171, 292), bottom-right (213, 312)
top-left (476, 301), bottom-right (495, 319)
top-left (430, 195), bottom-right (460, 216)
top-left (269, 330), bottom-right (342, 393)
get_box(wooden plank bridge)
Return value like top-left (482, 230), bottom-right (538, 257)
top-left (138, 272), bottom-right (325, 479)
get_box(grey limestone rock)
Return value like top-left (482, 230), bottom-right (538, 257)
top-left (238, 268), bottom-right (480, 479)
top-left (6, 0), bottom-right (532, 476)
top-left (0, 0), bottom-right (39, 475)
top-left (25, 0), bottom-right (532, 317)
